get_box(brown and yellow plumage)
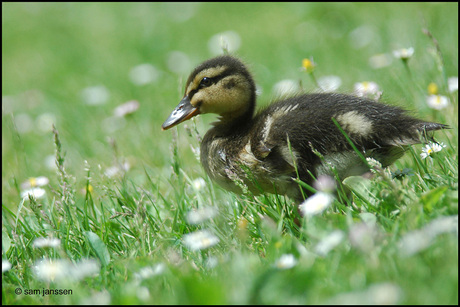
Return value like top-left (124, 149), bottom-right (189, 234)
top-left (162, 55), bottom-right (447, 202)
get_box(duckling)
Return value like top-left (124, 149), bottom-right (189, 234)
top-left (162, 55), bottom-right (448, 203)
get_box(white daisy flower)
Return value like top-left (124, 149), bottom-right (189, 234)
top-left (191, 177), bottom-right (206, 191)
top-left (273, 79), bottom-right (301, 97)
top-left (21, 176), bottom-right (49, 189)
top-left (70, 259), bottom-right (100, 281)
top-left (134, 263), bottom-right (166, 281)
top-left (349, 222), bottom-right (379, 253)
top-left (426, 94), bottom-right (449, 110)
top-left (448, 76), bottom-right (458, 93)
top-left (32, 259), bottom-right (72, 282)
top-left (420, 142), bottom-right (446, 159)
top-left (36, 113), bottom-right (57, 133)
top-left (328, 282), bottom-right (403, 305)
top-left (33, 258), bottom-right (100, 282)
top-left (183, 229), bottom-right (219, 251)
top-left (81, 85), bottom-right (110, 105)
top-left (349, 25), bottom-right (375, 49)
top-left (392, 47), bottom-right (414, 60)
top-left (354, 81), bottom-right (380, 98)
top-left (114, 100), bottom-right (140, 117)
top-left (104, 162), bottom-right (130, 178)
top-left (13, 113), bottom-right (34, 134)
top-left (32, 237), bottom-right (61, 249)
top-left (398, 215), bottom-right (457, 257)
top-left (318, 75), bottom-right (342, 92)
top-left (2, 95), bottom-right (15, 113)
top-left (368, 53), bottom-right (392, 69)
top-left (129, 64), bottom-right (159, 86)
top-left (274, 254), bottom-right (297, 269)
top-left (315, 230), bottom-right (344, 256)
top-left (44, 155), bottom-right (58, 170)
top-left (208, 30), bottom-right (241, 55)
top-left (299, 192), bottom-right (334, 217)
top-left (313, 175), bottom-right (336, 193)
top-left (424, 215), bottom-right (458, 237)
top-left (186, 207), bottom-right (217, 225)
top-left (21, 187), bottom-right (46, 199)
top-left (164, 2), bottom-right (198, 23)
top-left (134, 263), bottom-right (161, 280)
top-left (2, 259), bottom-right (12, 273)
top-left (166, 51), bottom-right (192, 75)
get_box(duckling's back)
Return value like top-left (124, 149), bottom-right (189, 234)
top-left (254, 93), bottom-right (445, 153)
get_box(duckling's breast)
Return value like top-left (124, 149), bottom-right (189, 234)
top-left (200, 129), bottom-right (299, 198)
top-left (200, 134), bottom-right (242, 194)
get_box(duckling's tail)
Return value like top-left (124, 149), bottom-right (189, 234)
top-left (414, 122), bottom-right (450, 144)
top-left (417, 122), bottom-right (450, 132)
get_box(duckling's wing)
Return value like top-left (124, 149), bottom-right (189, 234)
top-left (250, 93), bottom-right (447, 180)
top-left (255, 93), bottom-right (446, 152)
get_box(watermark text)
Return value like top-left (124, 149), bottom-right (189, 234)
top-left (15, 288), bottom-right (73, 296)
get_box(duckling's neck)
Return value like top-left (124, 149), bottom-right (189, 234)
top-left (211, 96), bottom-right (256, 135)
top-left (212, 110), bottom-right (253, 133)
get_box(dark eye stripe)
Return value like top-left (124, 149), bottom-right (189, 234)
top-left (198, 69), bottom-right (234, 88)
top-left (213, 69), bottom-right (233, 83)
top-left (188, 69), bottom-right (235, 100)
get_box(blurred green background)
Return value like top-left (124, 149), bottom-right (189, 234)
top-left (2, 3), bottom-right (458, 305)
top-left (2, 2), bottom-right (458, 205)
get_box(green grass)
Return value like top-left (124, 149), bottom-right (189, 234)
top-left (2, 2), bottom-right (458, 304)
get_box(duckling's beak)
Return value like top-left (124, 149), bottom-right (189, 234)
top-left (162, 96), bottom-right (201, 130)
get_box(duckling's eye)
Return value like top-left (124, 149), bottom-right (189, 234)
top-left (199, 77), bottom-right (213, 88)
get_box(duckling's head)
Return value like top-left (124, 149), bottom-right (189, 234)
top-left (162, 55), bottom-right (256, 130)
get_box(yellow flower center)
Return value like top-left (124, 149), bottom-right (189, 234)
top-left (428, 82), bottom-right (438, 95)
top-left (28, 177), bottom-right (37, 187)
top-left (87, 184), bottom-right (94, 193)
top-left (302, 58), bottom-right (315, 72)
top-left (238, 218), bottom-right (248, 230)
